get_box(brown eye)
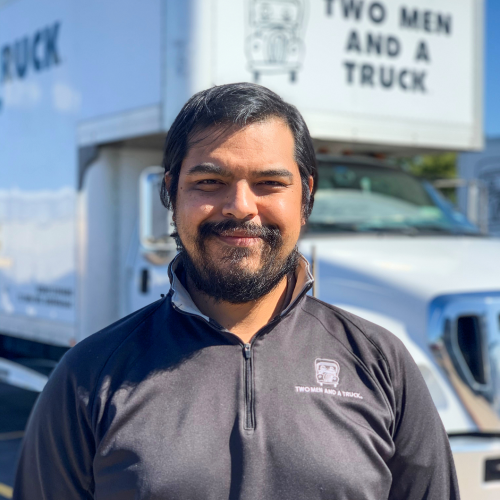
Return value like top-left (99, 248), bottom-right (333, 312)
top-left (259, 181), bottom-right (285, 187)
top-left (195, 179), bottom-right (224, 191)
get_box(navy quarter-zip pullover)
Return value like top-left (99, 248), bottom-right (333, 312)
top-left (14, 255), bottom-right (459, 499)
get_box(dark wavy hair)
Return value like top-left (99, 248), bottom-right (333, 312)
top-left (160, 82), bottom-right (317, 219)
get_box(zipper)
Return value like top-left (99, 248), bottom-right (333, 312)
top-left (172, 300), bottom-right (258, 430)
top-left (171, 286), bottom-right (315, 433)
top-left (243, 343), bottom-right (254, 430)
top-left (172, 301), bottom-right (257, 430)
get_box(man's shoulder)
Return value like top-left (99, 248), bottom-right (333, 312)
top-left (300, 296), bottom-right (422, 416)
top-left (300, 295), bottom-right (409, 370)
top-left (59, 297), bottom-right (169, 380)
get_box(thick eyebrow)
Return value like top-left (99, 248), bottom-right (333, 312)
top-left (185, 163), bottom-right (294, 181)
top-left (254, 168), bottom-right (294, 180)
top-left (185, 163), bottom-right (232, 177)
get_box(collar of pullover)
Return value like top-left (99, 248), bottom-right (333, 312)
top-left (167, 252), bottom-right (314, 323)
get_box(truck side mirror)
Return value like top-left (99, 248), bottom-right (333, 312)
top-left (433, 178), bottom-right (489, 234)
top-left (139, 166), bottom-right (176, 252)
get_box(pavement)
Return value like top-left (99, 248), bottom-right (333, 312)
top-left (0, 383), bottom-right (39, 499)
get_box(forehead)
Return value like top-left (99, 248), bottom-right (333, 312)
top-left (181, 119), bottom-right (297, 174)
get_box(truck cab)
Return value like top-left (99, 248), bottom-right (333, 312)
top-left (294, 155), bottom-right (500, 497)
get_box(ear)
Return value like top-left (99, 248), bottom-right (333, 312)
top-left (164, 173), bottom-right (176, 220)
top-left (164, 172), bottom-right (172, 192)
top-left (301, 175), bottom-right (314, 226)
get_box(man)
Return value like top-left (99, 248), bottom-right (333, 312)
top-left (14, 83), bottom-right (459, 499)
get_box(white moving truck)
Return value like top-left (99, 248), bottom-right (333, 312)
top-left (1, 0), bottom-right (498, 497)
top-left (459, 137), bottom-right (500, 237)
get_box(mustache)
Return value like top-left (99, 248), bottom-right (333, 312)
top-left (198, 220), bottom-right (282, 247)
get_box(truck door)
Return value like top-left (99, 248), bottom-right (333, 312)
top-left (127, 167), bottom-right (176, 313)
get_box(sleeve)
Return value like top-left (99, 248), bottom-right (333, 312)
top-left (13, 351), bottom-right (95, 499)
top-left (386, 342), bottom-right (460, 500)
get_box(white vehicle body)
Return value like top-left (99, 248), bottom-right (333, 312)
top-left (0, 0), bottom-right (497, 497)
top-left (298, 234), bottom-right (500, 498)
top-left (459, 137), bottom-right (500, 237)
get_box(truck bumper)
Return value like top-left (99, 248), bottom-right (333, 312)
top-left (0, 357), bottom-right (48, 392)
top-left (450, 435), bottom-right (500, 499)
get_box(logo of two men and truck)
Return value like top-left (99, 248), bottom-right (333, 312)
top-left (295, 358), bottom-right (364, 400)
top-left (246, 0), bottom-right (449, 90)
top-left (0, 1), bottom-right (452, 113)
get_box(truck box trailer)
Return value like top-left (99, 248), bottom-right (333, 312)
top-left (1, 0), bottom-right (499, 497)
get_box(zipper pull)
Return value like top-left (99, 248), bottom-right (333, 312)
top-left (243, 343), bottom-right (252, 359)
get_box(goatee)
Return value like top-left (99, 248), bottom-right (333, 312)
top-left (173, 219), bottom-right (299, 304)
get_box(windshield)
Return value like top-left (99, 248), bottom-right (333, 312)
top-left (307, 162), bottom-right (480, 235)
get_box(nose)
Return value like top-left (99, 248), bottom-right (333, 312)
top-left (221, 181), bottom-right (258, 220)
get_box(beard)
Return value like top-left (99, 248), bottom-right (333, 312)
top-left (173, 219), bottom-right (299, 304)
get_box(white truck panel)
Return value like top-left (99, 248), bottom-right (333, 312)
top-left (452, 437), bottom-right (500, 500)
top-left (332, 304), bottom-right (473, 432)
top-left (0, 0), bottom-right (165, 345)
top-left (199, 0), bottom-right (483, 151)
top-left (72, 0), bottom-right (162, 123)
top-left (0, 188), bottom-right (77, 345)
top-left (77, 147), bottom-right (163, 341)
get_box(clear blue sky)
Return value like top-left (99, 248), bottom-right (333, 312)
top-left (486, 0), bottom-right (500, 137)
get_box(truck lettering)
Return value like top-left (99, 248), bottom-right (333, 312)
top-left (346, 30), bottom-right (362, 52)
top-left (400, 8), bottom-right (452, 35)
top-left (341, 0), bottom-right (363, 20)
top-left (33, 30), bottom-right (44, 71)
top-left (400, 7), bottom-right (418, 28)
top-left (415, 41), bottom-right (430, 62)
top-left (412, 71), bottom-right (427, 91)
top-left (344, 61), bottom-right (356, 84)
top-left (380, 67), bottom-right (393, 87)
top-left (367, 33), bottom-right (381, 55)
top-left (45, 22), bottom-right (61, 67)
top-left (399, 69), bottom-right (408, 90)
top-left (386, 36), bottom-right (400, 57)
top-left (344, 62), bottom-right (427, 92)
top-left (0, 22), bottom-right (61, 84)
top-left (324, 0), bottom-right (385, 23)
top-left (324, 0), bottom-right (363, 20)
top-left (361, 64), bottom-right (374, 86)
top-left (1, 46), bottom-right (12, 81)
top-left (346, 31), bottom-right (400, 58)
top-left (368, 2), bottom-right (385, 24)
top-left (14, 39), bottom-right (29, 78)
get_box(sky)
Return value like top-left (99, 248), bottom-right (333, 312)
top-left (485, 0), bottom-right (500, 138)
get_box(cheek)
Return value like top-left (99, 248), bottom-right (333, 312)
top-left (262, 195), bottom-right (303, 242)
top-left (175, 192), bottom-right (216, 240)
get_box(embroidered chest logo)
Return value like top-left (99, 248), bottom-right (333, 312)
top-left (315, 358), bottom-right (340, 387)
top-left (295, 358), bottom-right (363, 400)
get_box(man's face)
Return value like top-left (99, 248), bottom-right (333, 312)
top-left (171, 118), bottom-right (309, 303)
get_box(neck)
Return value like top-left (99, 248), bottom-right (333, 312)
top-left (186, 275), bottom-right (289, 344)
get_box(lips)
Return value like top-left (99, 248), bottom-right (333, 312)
top-left (220, 231), bottom-right (258, 238)
top-left (197, 220), bottom-right (282, 250)
top-left (217, 233), bottom-right (261, 247)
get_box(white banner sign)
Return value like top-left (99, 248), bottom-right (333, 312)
top-left (213, 0), bottom-right (482, 150)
